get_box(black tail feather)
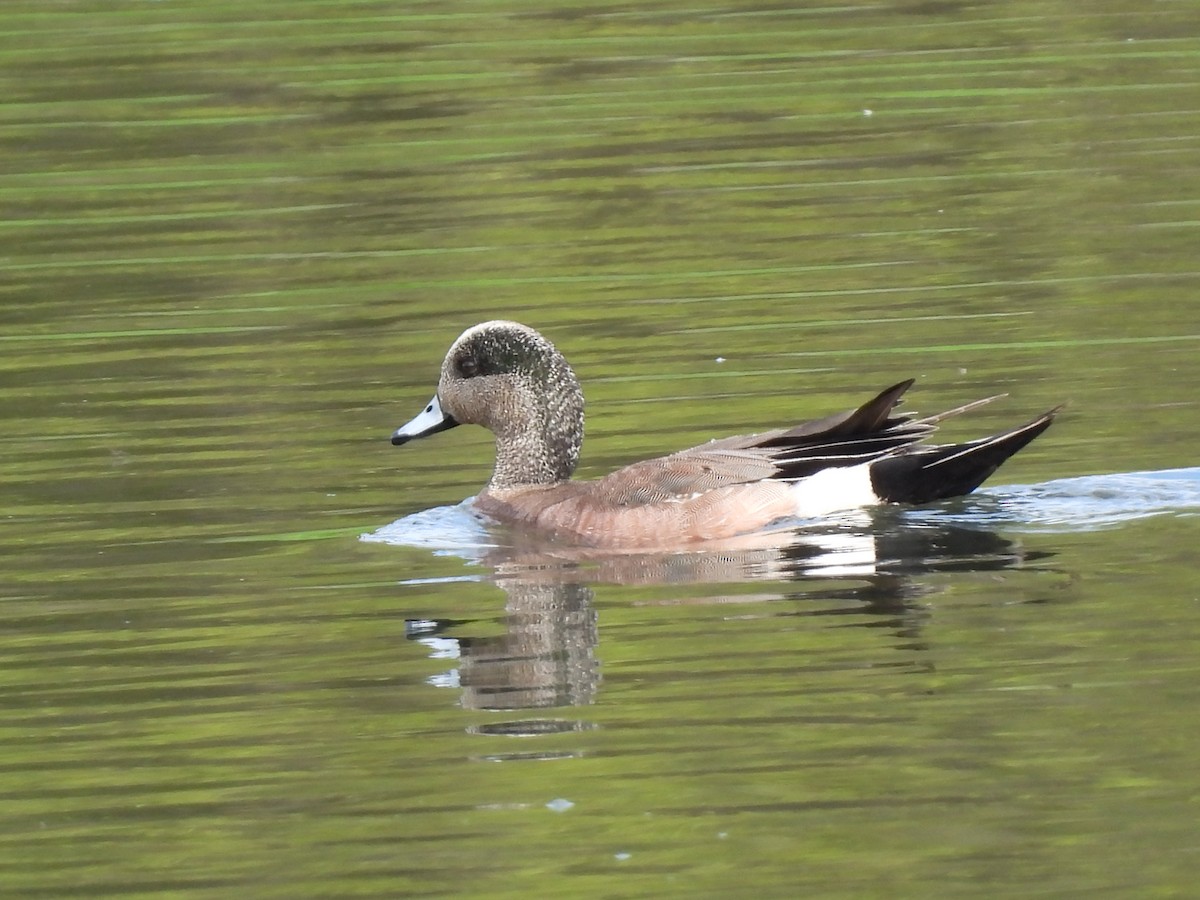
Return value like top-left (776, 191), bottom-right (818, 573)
top-left (869, 407), bottom-right (1062, 504)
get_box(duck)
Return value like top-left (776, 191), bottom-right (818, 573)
top-left (391, 320), bottom-right (1060, 548)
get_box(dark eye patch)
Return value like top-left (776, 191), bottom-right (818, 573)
top-left (458, 355), bottom-right (480, 378)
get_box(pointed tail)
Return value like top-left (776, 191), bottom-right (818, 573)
top-left (869, 406), bottom-right (1063, 504)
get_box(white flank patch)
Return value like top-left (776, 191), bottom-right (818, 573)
top-left (791, 461), bottom-right (880, 519)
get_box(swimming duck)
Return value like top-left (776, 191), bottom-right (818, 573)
top-left (392, 321), bottom-right (1059, 547)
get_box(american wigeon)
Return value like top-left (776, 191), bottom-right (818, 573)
top-left (392, 321), bottom-right (1060, 547)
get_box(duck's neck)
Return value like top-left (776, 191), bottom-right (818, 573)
top-left (489, 394), bottom-right (584, 489)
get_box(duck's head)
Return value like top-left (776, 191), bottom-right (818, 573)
top-left (392, 321), bottom-right (585, 486)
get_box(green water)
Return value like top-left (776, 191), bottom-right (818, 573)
top-left (2, 1), bottom-right (1199, 896)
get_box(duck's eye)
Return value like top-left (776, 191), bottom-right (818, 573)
top-left (458, 355), bottom-right (479, 378)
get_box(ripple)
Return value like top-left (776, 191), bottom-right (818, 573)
top-left (360, 497), bottom-right (495, 557)
top-left (908, 467), bottom-right (1200, 533)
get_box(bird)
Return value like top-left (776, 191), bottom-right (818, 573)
top-left (391, 320), bottom-right (1060, 548)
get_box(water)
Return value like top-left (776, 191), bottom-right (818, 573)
top-left (2, 1), bottom-right (1200, 896)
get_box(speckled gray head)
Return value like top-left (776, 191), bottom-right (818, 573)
top-left (391, 321), bottom-right (585, 487)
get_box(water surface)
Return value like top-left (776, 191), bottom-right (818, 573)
top-left (2, 2), bottom-right (1199, 896)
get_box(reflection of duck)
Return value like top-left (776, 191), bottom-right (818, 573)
top-left (472, 510), bottom-right (1046, 586)
top-left (404, 515), bottom-right (1054, 712)
top-left (392, 321), bottom-right (1060, 548)
top-left (456, 580), bottom-right (599, 712)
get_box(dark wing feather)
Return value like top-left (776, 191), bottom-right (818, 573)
top-left (707, 379), bottom-right (957, 482)
top-left (596, 380), bottom-right (946, 504)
